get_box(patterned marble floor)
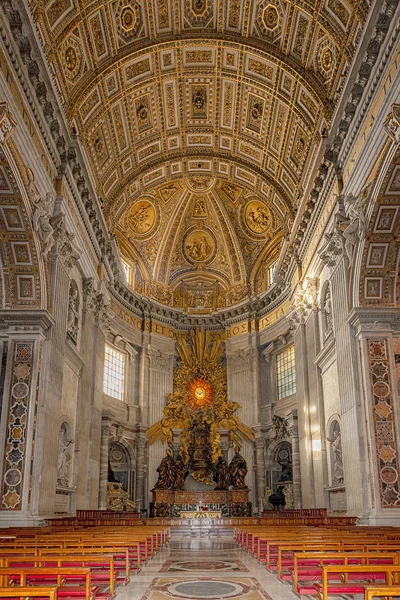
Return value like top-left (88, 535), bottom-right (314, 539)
top-left (115, 529), bottom-right (300, 600)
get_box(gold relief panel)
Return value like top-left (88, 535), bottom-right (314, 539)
top-left (16, 275), bottom-right (35, 301)
top-left (124, 56), bottom-right (152, 84)
top-left (222, 48), bottom-right (238, 71)
top-left (290, 125), bottom-right (308, 170)
top-left (158, 182), bottom-right (181, 203)
top-left (10, 242), bottom-right (32, 266)
top-left (167, 136), bottom-right (180, 150)
top-left (187, 134), bottom-right (213, 147)
top-left (245, 55), bottom-right (275, 84)
top-left (218, 162), bottom-right (230, 176)
top-left (191, 195), bottom-right (208, 219)
top-left (61, 34), bottom-right (85, 82)
top-left (238, 141), bottom-right (262, 165)
top-left (80, 88), bottom-right (101, 124)
top-left (143, 167), bottom-right (165, 186)
top-left (189, 83), bottom-right (209, 121)
top-left (184, 47), bottom-right (215, 67)
top-left (128, 198), bottom-right (159, 237)
top-left (46, 0), bottom-right (73, 31)
top-left (183, 0), bottom-right (215, 29)
top-left (88, 9), bottom-right (109, 62)
top-left (242, 199), bottom-right (272, 237)
top-left (137, 140), bottom-right (161, 163)
top-left (219, 135), bottom-right (233, 151)
top-left (227, 0), bottom-right (243, 33)
top-left (235, 167), bottom-right (256, 187)
top-left (326, 0), bottom-right (351, 29)
top-left (90, 124), bottom-right (109, 170)
top-left (103, 170), bottom-right (118, 195)
top-left (182, 228), bottom-right (216, 265)
top-left (298, 88), bottom-right (318, 122)
top-left (114, 0), bottom-right (145, 44)
top-left (271, 103), bottom-right (288, 153)
top-left (160, 50), bottom-right (175, 71)
top-left (163, 80), bottom-right (178, 129)
top-left (314, 36), bottom-right (336, 81)
top-left (111, 103), bottom-right (129, 153)
top-left (219, 182), bottom-right (242, 203)
top-left (104, 72), bottom-right (119, 98)
top-left (134, 94), bottom-right (153, 133)
top-left (244, 93), bottom-right (266, 136)
top-left (155, 0), bottom-right (172, 32)
top-left (253, 0), bottom-right (284, 41)
top-left (221, 80), bottom-right (236, 130)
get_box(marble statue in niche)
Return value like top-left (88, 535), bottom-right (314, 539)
top-left (328, 421), bottom-right (344, 485)
top-left (28, 169), bottom-right (55, 257)
top-left (57, 423), bottom-right (73, 488)
top-left (323, 285), bottom-right (333, 336)
top-left (67, 281), bottom-right (80, 343)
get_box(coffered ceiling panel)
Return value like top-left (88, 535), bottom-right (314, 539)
top-left (28, 0), bottom-right (370, 312)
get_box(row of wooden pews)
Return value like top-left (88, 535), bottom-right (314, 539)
top-left (0, 523), bottom-right (169, 600)
top-left (235, 523), bottom-right (400, 600)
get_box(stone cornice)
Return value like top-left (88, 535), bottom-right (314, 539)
top-left (347, 307), bottom-right (400, 336)
top-left (0, 309), bottom-right (54, 335)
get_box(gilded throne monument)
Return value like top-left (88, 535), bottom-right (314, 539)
top-left (146, 330), bottom-right (254, 517)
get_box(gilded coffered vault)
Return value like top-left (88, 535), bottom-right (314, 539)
top-left (27, 0), bottom-right (369, 312)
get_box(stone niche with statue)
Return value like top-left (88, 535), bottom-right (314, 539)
top-left (147, 329), bottom-right (254, 517)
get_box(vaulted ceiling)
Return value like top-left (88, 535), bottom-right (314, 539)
top-left (28, 0), bottom-right (370, 312)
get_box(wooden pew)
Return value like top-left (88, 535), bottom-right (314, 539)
top-left (0, 567), bottom-right (94, 600)
top-left (290, 552), bottom-right (400, 596)
top-left (0, 586), bottom-right (58, 600)
top-left (365, 585), bottom-right (400, 600)
top-left (315, 564), bottom-right (400, 600)
top-left (37, 549), bottom-right (130, 584)
top-left (3, 555), bottom-right (118, 596)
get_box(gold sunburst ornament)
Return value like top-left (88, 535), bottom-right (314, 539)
top-left (146, 328), bottom-right (254, 483)
top-left (188, 377), bottom-right (212, 408)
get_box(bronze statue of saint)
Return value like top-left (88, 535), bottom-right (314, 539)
top-left (229, 446), bottom-right (248, 489)
top-left (214, 456), bottom-right (230, 490)
top-left (154, 448), bottom-right (175, 489)
top-left (173, 453), bottom-right (187, 490)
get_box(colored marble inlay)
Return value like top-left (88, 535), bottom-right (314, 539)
top-left (160, 559), bottom-right (249, 572)
top-left (368, 339), bottom-right (400, 508)
top-left (0, 341), bottom-right (34, 510)
top-left (141, 577), bottom-right (272, 600)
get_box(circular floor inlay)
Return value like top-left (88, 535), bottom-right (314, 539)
top-left (171, 580), bottom-right (240, 598)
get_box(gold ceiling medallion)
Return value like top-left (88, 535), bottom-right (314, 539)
top-left (255, 0), bottom-right (284, 40)
top-left (146, 329), bottom-right (254, 483)
top-left (128, 199), bottom-right (158, 236)
top-left (183, 228), bottom-right (216, 264)
top-left (243, 199), bottom-right (272, 236)
top-left (115, 0), bottom-right (143, 40)
top-left (184, 0), bottom-right (214, 28)
top-left (61, 36), bottom-right (83, 81)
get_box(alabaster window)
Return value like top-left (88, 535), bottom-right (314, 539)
top-left (103, 344), bottom-right (126, 401)
top-left (121, 258), bottom-right (133, 286)
top-left (276, 345), bottom-right (296, 400)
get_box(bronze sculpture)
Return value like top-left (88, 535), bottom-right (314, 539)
top-left (154, 448), bottom-right (175, 489)
top-left (213, 456), bottom-right (230, 490)
top-left (229, 446), bottom-right (248, 488)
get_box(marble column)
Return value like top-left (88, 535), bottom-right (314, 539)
top-left (135, 435), bottom-right (147, 511)
top-left (31, 201), bottom-right (80, 517)
top-left (0, 311), bottom-right (53, 526)
top-left (226, 337), bottom-right (260, 506)
top-left (146, 344), bottom-right (174, 500)
top-left (254, 435), bottom-right (266, 513)
top-left (288, 411), bottom-right (302, 508)
top-left (349, 309), bottom-right (400, 524)
top-left (98, 421), bottom-right (111, 510)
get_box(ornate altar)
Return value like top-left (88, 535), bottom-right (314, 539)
top-left (107, 482), bottom-right (136, 512)
top-left (151, 488), bottom-right (251, 517)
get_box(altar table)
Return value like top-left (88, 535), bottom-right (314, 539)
top-left (180, 511), bottom-right (222, 519)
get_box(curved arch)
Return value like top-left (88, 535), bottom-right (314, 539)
top-left (0, 144), bottom-right (47, 310)
top-left (357, 152), bottom-right (400, 308)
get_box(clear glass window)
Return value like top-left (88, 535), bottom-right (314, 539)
top-left (103, 344), bottom-right (126, 401)
top-left (277, 345), bottom-right (296, 399)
